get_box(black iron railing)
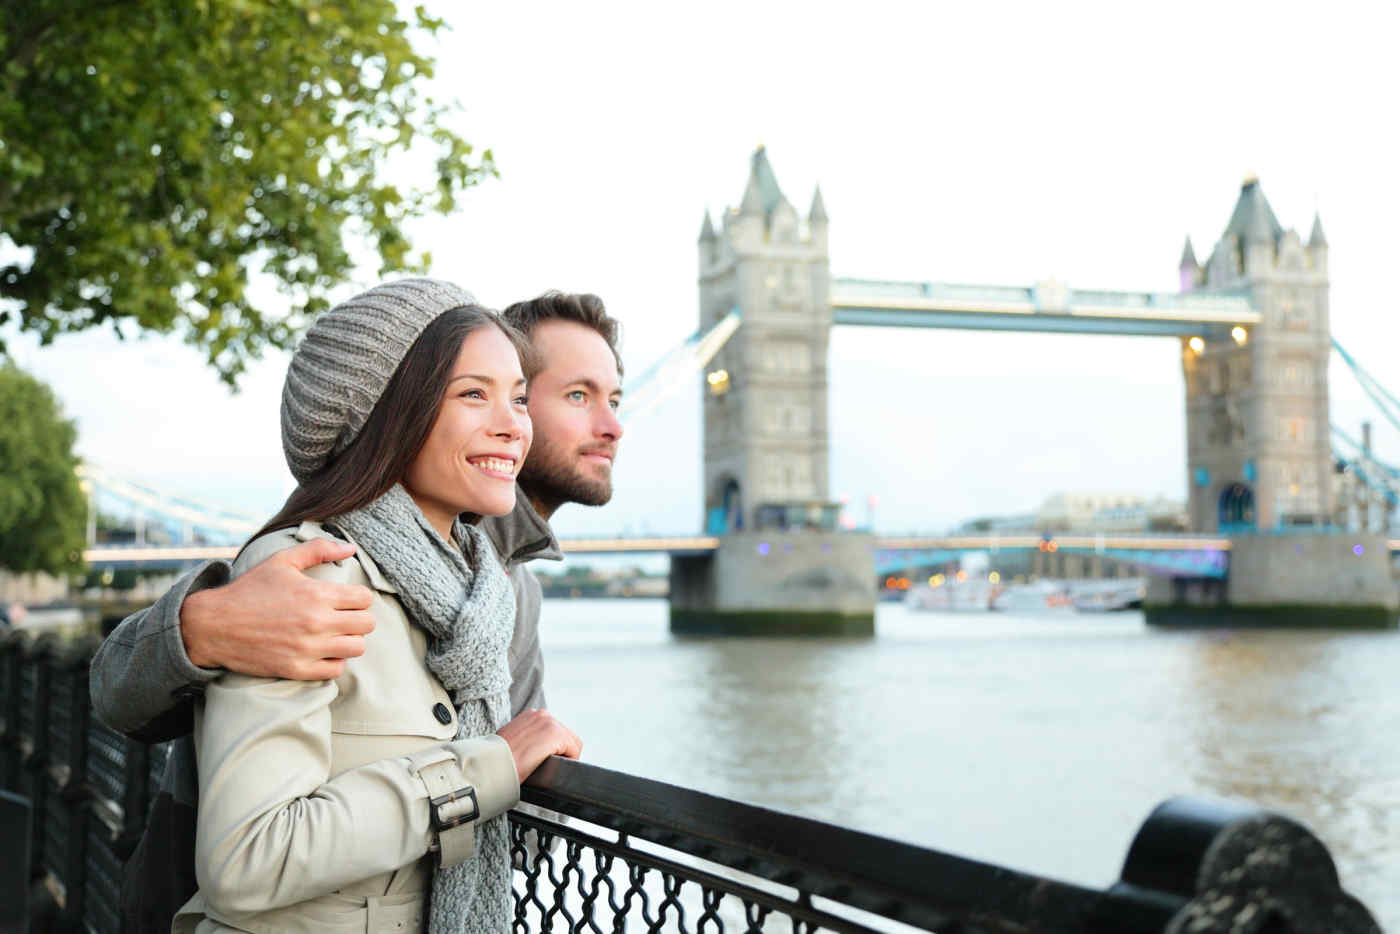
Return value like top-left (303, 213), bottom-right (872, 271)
top-left (0, 628), bottom-right (1383, 934)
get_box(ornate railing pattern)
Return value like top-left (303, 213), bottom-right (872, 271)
top-left (0, 628), bottom-right (1383, 934)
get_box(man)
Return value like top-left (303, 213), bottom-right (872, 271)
top-left (90, 290), bottom-right (624, 930)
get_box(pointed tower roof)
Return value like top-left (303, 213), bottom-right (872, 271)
top-left (699, 209), bottom-right (716, 242)
top-left (740, 144), bottom-right (791, 220)
top-left (1224, 177), bottom-right (1284, 244)
top-left (738, 173), bottom-right (765, 216)
top-left (809, 185), bottom-right (828, 223)
top-left (1308, 211), bottom-right (1328, 248)
top-left (1179, 236), bottom-right (1198, 268)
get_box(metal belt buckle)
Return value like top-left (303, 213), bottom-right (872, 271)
top-left (430, 786), bottom-right (480, 833)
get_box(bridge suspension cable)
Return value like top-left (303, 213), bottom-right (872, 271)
top-left (1329, 341), bottom-right (1400, 513)
top-left (1332, 424), bottom-right (1399, 475)
top-left (1332, 426), bottom-right (1400, 506)
top-left (77, 463), bottom-right (262, 543)
top-left (1332, 338), bottom-right (1400, 437)
top-left (616, 309), bottom-right (741, 424)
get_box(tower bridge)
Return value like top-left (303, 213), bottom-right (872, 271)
top-left (677, 147), bottom-right (1397, 631)
top-left (696, 150), bottom-right (1337, 539)
top-left (77, 149), bottom-right (1400, 630)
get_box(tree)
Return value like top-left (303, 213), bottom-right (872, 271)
top-left (0, 1), bottom-right (494, 385)
top-left (0, 362), bottom-right (86, 575)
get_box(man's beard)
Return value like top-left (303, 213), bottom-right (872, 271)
top-left (517, 434), bottom-right (613, 511)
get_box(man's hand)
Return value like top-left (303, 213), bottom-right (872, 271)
top-left (497, 709), bottom-right (583, 782)
top-left (180, 539), bottom-right (376, 680)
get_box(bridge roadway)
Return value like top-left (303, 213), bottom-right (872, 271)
top-left (84, 533), bottom-right (1400, 572)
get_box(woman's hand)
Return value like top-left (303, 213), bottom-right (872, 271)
top-left (496, 709), bottom-right (582, 782)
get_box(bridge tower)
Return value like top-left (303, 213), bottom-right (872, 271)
top-left (671, 147), bottom-right (875, 634)
top-left (1180, 179), bottom-right (1333, 532)
top-left (697, 146), bottom-right (833, 531)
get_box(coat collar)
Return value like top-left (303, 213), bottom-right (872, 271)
top-left (478, 485), bottom-right (563, 568)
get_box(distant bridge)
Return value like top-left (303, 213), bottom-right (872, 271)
top-left (85, 533), bottom-right (1400, 579)
top-left (80, 536), bottom-right (724, 569)
top-left (871, 534), bottom-right (1232, 578)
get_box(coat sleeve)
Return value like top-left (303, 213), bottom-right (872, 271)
top-left (88, 560), bottom-right (230, 742)
top-left (193, 540), bottom-right (520, 916)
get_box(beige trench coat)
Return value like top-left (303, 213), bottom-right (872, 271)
top-left (172, 521), bottom-right (521, 934)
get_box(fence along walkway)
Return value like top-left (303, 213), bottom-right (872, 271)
top-left (0, 629), bottom-right (1382, 934)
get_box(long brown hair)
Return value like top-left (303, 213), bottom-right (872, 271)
top-left (249, 305), bottom-right (533, 547)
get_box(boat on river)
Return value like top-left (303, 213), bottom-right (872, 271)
top-left (905, 578), bottom-right (1146, 613)
top-left (904, 580), bottom-right (998, 612)
top-left (1068, 579), bottom-right (1147, 612)
top-left (992, 580), bottom-right (1073, 612)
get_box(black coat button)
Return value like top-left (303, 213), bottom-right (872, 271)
top-left (433, 702), bottom-right (453, 725)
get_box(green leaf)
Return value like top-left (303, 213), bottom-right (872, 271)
top-left (0, 0), bottom-right (494, 388)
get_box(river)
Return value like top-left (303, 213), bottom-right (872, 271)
top-left (536, 598), bottom-right (1398, 929)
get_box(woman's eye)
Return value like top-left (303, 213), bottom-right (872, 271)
top-left (514, 395), bottom-right (529, 406)
top-left (609, 399), bottom-right (620, 410)
top-left (460, 388), bottom-right (484, 400)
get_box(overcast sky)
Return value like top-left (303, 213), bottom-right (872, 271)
top-left (11, 0), bottom-right (1400, 539)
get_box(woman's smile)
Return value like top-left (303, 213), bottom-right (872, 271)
top-left (467, 454), bottom-right (519, 480)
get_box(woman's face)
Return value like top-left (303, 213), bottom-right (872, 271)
top-left (403, 324), bottom-right (532, 533)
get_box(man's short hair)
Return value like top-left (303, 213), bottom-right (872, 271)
top-left (502, 291), bottom-right (623, 376)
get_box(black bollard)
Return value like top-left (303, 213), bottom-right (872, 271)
top-left (1105, 797), bottom-right (1382, 934)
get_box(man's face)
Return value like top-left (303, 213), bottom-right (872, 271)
top-left (517, 319), bottom-right (624, 512)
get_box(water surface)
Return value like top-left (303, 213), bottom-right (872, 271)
top-left (538, 599), bottom-right (1398, 928)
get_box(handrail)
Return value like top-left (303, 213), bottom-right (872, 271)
top-left (515, 757), bottom-right (1381, 934)
top-left (519, 757), bottom-right (1145, 932)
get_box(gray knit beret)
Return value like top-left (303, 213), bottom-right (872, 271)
top-left (281, 277), bottom-right (477, 482)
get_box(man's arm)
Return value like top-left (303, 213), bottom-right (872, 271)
top-left (90, 561), bottom-right (231, 742)
top-left (89, 538), bottom-right (376, 743)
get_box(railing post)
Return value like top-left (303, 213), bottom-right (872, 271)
top-left (0, 630), bottom-right (24, 791)
top-left (1101, 797), bottom-right (1382, 934)
top-left (44, 639), bottom-right (97, 932)
top-left (0, 789), bottom-right (31, 934)
top-left (21, 634), bottom-right (56, 887)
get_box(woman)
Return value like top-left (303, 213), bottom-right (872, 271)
top-left (174, 278), bottom-right (581, 933)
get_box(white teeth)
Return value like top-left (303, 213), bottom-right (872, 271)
top-left (472, 457), bottom-right (514, 475)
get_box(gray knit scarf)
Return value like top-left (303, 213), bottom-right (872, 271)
top-left (335, 483), bottom-right (517, 934)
